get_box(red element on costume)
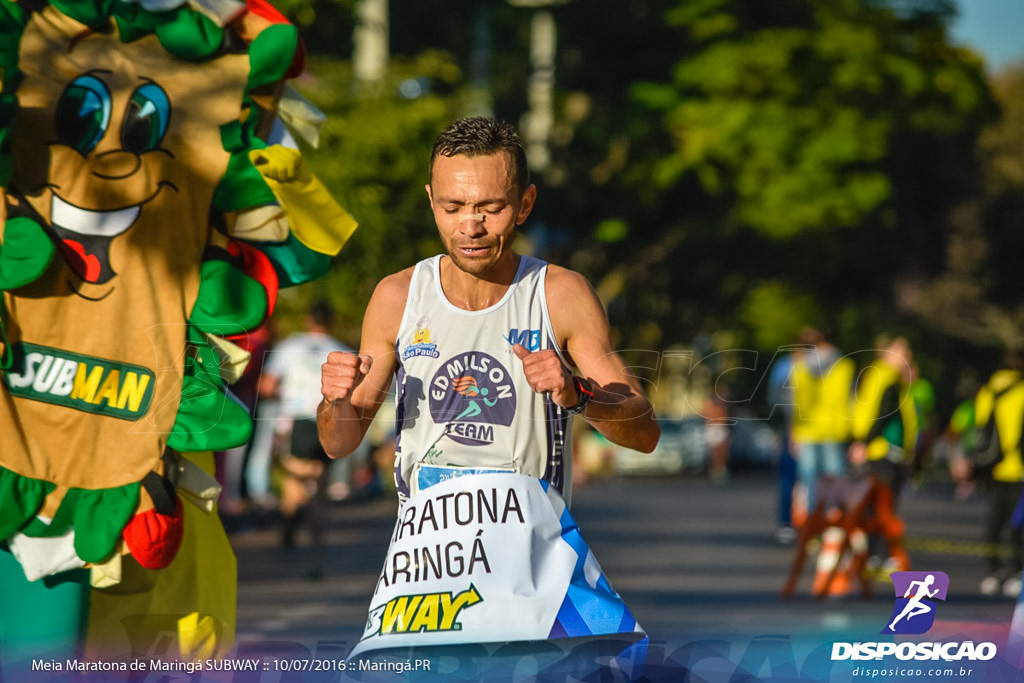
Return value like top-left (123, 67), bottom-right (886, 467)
top-left (245, 0), bottom-right (289, 24)
top-left (123, 498), bottom-right (185, 569)
top-left (226, 239), bottom-right (279, 317)
top-left (60, 239), bottom-right (101, 282)
top-left (245, 0), bottom-right (305, 77)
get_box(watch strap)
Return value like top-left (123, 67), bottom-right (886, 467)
top-left (566, 376), bottom-right (594, 415)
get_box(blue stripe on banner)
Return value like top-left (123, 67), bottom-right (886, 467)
top-left (560, 509), bottom-right (589, 574)
top-left (565, 583), bottom-right (628, 635)
top-left (551, 595), bottom-right (590, 637)
top-left (548, 615), bottom-right (569, 639)
top-left (617, 606), bottom-right (637, 633)
top-left (554, 502), bottom-right (638, 636)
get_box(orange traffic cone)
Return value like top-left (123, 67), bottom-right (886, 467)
top-left (791, 483), bottom-right (808, 531)
top-left (812, 526), bottom-right (847, 596)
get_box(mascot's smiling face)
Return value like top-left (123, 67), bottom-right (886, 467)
top-left (48, 72), bottom-right (175, 284)
top-left (12, 8), bottom-right (248, 297)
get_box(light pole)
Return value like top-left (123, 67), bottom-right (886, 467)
top-left (508, 0), bottom-right (568, 173)
top-left (353, 0), bottom-right (389, 87)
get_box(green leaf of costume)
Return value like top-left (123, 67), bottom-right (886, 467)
top-left (49, 0), bottom-right (116, 32)
top-left (72, 484), bottom-right (140, 563)
top-left (0, 218), bottom-right (56, 290)
top-left (0, 466), bottom-right (55, 542)
top-left (254, 233), bottom-right (331, 288)
top-left (190, 258), bottom-right (268, 334)
top-left (167, 375), bottom-right (253, 452)
top-left (152, 8), bottom-right (223, 61)
top-left (246, 23), bottom-right (298, 93)
top-left (20, 488), bottom-right (83, 538)
top-left (17, 483), bottom-right (141, 565)
top-left (212, 136), bottom-right (277, 211)
top-left (167, 328), bottom-right (253, 452)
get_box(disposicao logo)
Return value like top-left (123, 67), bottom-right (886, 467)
top-left (831, 570), bottom-right (997, 663)
top-left (884, 571), bottom-right (948, 635)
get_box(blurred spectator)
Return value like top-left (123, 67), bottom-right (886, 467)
top-left (848, 334), bottom-right (917, 575)
top-left (790, 327), bottom-right (855, 520)
top-left (965, 351), bottom-right (1024, 597)
top-left (260, 300), bottom-right (351, 566)
top-left (944, 373), bottom-right (980, 500)
top-left (908, 362), bottom-right (937, 484)
top-left (767, 346), bottom-right (798, 544)
top-left (702, 389), bottom-right (732, 485)
top-left (244, 321), bottom-right (281, 510)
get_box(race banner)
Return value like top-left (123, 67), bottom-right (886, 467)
top-left (348, 472), bottom-right (644, 659)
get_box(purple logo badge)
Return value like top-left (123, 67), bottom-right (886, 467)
top-left (429, 352), bottom-right (516, 446)
top-left (883, 571), bottom-right (949, 634)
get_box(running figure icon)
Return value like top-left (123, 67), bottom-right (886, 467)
top-left (453, 376), bottom-right (498, 420)
top-left (888, 574), bottom-right (939, 631)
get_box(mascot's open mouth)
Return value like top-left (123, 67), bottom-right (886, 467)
top-left (50, 194), bottom-right (141, 284)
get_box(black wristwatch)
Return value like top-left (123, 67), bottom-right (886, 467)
top-left (565, 376), bottom-right (594, 415)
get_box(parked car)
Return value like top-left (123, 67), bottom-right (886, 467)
top-left (611, 417), bottom-right (709, 476)
top-left (607, 411), bottom-right (781, 477)
top-left (728, 410), bottom-right (782, 468)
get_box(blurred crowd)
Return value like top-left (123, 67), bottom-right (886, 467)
top-left (765, 327), bottom-right (1024, 599)
top-left (214, 311), bottom-right (1024, 598)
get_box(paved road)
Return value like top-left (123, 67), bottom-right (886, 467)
top-left (228, 469), bottom-right (1021, 679)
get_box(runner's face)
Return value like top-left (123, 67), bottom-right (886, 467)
top-left (427, 152), bottom-right (535, 278)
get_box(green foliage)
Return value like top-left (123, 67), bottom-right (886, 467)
top-left (274, 0), bottom-right (358, 56)
top-left (534, 0), bottom-right (999, 408)
top-left (640, 0), bottom-right (991, 238)
top-left (738, 281), bottom-right (822, 350)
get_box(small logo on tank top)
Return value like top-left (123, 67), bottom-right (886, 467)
top-left (429, 352), bottom-right (517, 446)
top-left (402, 327), bottom-right (440, 360)
top-left (504, 328), bottom-right (541, 352)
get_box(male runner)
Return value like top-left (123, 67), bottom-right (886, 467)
top-left (317, 117), bottom-right (659, 505)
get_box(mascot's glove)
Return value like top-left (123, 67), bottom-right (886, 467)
top-left (248, 145), bottom-right (357, 256)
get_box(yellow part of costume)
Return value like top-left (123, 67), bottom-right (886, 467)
top-left (85, 451), bottom-right (236, 662)
top-left (248, 145), bottom-right (358, 255)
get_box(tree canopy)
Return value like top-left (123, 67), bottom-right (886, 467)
top-left (280, 0), bottom-right (1011, 416)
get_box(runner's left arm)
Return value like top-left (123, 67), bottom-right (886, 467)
top-left (544, 266), bottom-right (660, 453)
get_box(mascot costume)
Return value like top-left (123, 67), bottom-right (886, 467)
top-left (0, 0), bottom-right (354, 669)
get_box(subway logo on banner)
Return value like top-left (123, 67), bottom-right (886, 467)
top-left (3, 342), bottom-right (155, 420)
top-left (378, 586), bottom-right (482, 635)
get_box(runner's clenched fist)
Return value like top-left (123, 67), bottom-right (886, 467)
top-left (321, 351), bottom-right (373, 404)
top-left (512, 344), bottom-right (578, 409)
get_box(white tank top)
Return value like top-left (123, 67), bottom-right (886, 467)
top-left (393, 254), bottom-right (573, 505)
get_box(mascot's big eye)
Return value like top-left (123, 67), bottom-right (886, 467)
top-left (122, 83), bottom-right (171, 154)
top-left (55, 75), bottom-right (112, 155)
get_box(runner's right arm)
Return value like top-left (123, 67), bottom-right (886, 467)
top-left (317, 271), bottom-right (410, 458)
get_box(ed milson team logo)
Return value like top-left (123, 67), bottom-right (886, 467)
top-left (883, 571), bottom-right (949, 635)
top-left (429, 352), bottom-right (516, 446)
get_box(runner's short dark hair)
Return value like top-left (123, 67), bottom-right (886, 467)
top-left (429, 117), bottom-right (530, 195)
